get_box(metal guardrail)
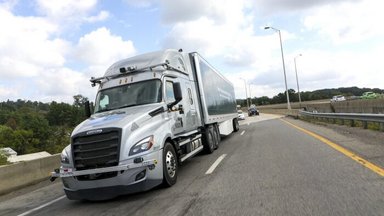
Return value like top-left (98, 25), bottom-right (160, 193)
top-left (300, 111), bottom-right (384, 123)
top-left (299, 111), bottom-right (384, 131)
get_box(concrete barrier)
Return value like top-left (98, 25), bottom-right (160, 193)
top-left (259, 108), bottom-right (299, 118)
top-left (258, 99), bottom-right (384, 115)
top-left (0, 154), bottom-right (60, 195)
top-left (303, 99), bottom-right (384, 114)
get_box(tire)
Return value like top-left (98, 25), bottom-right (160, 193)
top-left (213, 124), bottom-right (220, 149)
top-left (162, 142), bottom-right (178, 187)
top-left (233, 118), bottom-right (239, 132)
top-left (202, 125), bottom-right (215, 154)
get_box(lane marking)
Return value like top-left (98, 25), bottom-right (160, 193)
top-left (205, 154), bottom-right (227, 175)
top-left (281, 119), bottom-right (384, 177)
top-left (241, 131), bottom-right (245, 136)
top-left (17, 195), bottom-right (66, 216)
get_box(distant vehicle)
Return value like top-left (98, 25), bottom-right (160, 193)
top-left (238, 110), bottom-right (245, 120)
top-left (331, 95), bottom-right (346, 102)
top-left (248, 104), bottom-right (259, 116)
top-left (348, 95), bottom-right (360, 100)
top-left (361, 92), bottom-right (378, 99)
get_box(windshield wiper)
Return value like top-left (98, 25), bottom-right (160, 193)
top-left (96, 102), bottom-right (155, 113)
top-left (116, 102), bottom-right (157, 110)
top-left (114, 104), bottom-right (137, 110)
top-left (95, 108), bottom-right (114, 113)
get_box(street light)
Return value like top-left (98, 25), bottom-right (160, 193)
top-left (294, 54), bottom-right (302, 108)
top-left (264, 26), bottom-right (291, 110)
top-left (240, 78), bottom-right (249, 109)
top-left (249, 84), bottom-right (252, 105)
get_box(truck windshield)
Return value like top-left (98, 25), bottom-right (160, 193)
top-left (94, 79), bottom-right (162, 113)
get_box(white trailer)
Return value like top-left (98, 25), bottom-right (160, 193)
top-left (51, 49), bottom-right (239, 200)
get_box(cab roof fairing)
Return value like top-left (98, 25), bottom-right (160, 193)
top-left (90, 49), bottom-right (195, 87)
top-left (104, 49), bottom-right (192, 77)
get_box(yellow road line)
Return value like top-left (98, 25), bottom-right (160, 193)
top-left (281, 119), bottom-right (384, 177)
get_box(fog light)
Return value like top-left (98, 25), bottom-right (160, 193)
top-left (135, 169), bottom-right (146, 181)
top-left (134, 157), bottom-right (144, 163)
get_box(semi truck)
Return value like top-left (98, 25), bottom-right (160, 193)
top-left (51, 49), bottom-right (239, 200)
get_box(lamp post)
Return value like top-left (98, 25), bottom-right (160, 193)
top-left (264, 26), bottom-right (291, 110)
top-left (241, 78), bottom-right (249, 109)
top-left (294, 54), bottom-right (302, 108)
top-left (249, 84), bottom-right (252, 105)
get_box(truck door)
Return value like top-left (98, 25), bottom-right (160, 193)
top-left (164, 78), bottom-right (185, 135)
top-left (184, 82), bottom-right (199, 130)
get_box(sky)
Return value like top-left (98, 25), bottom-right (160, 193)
top-left (0, 0), bottom-right (383, 103)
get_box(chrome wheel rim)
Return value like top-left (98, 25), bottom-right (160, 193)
top-left (165, 150), bottom-right (176, 178)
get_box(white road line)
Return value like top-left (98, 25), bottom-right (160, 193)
top-left (240, 131), bottom-right (245, 136)
top-left (205, 154), bottom-right (227, 175)
top-left (17, 195), bottom-right (66, 216)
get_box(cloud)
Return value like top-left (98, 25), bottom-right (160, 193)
top-left (35, 0), bottom-right (108, 30)
top-left (33, 67), bottom-right (95, 102)
top-left (84, 10), bottom-right (110, 23)
top-left (159, 0), bottom-right (302, 98)
top-left (160, 0), bottom-right (384, 99)
top-left (254, 0), bottom-right (360, 14)
top-left (124, 0), bottom-right (156, 8)
top-left (75, 27), bottom-right (136, 66)
top-left (303, 0), bottom-right (383, 44)
top-left (161, 0), bottom-right (257, 56)
top-left (160, 0), bottom-right (216, 24)
top-left (36, 0), bottom-right (97, 19)
top-left (0, 85), bottom-right (18, 100)
top-left (0, 4), bottom-right (136, 103)
top-left (0, 8), bottom-right (69, 79)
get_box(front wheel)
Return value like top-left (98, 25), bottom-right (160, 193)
top-left (162, 142), bottom-right (178, 187)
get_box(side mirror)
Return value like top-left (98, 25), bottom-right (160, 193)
top-left (84, 101), bottom-right (91, 117)
top-left (167, 82), bottom-right (183, 109)
top-left (173, 82), bottom-right (182, 102)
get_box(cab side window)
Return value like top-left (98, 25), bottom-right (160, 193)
top-left (165, 81), bottom-right (175, 102)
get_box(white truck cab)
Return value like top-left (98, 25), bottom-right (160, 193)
top-left (51, 49), bottom-right (239, 200)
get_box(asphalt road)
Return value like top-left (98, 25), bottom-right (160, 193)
top-left (1, 114), bottom-right (383, 216)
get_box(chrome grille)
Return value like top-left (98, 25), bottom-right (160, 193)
top-left (72, 128), bottom-right (121, 171)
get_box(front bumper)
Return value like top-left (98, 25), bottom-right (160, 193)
top-left (51, 150), bottom-right (163, 200)
top-left (51, 159), bottom-right (157, 178)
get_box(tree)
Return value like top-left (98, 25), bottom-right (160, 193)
top-left (73, 94), bottom-right (88, 108)
top-left (0, 125), bottom-right (14, 148)
top-left (46, 102), bottom-right (73, 126)
top-left (0, 151), bottom-right (7, 165)
top-left (256, 96), bottom-right (271, 105)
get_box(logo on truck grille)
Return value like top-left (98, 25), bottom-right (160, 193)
top-left (86, 129), bottom-right (103, 135)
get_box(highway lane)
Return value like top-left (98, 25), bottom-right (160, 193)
top-left (1, 114), bottom-right (383, 216)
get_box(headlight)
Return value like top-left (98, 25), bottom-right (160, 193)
top-left (129, 136), bottom-right (154, 156)
top-left (61, 149), bottom-right (70, 164)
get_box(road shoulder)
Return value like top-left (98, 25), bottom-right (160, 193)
top-left (283, 117), bottom-right (384, 169)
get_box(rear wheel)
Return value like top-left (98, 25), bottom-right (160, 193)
top-left (233, 118), bottom-right (239, 132)
top-left (203, 125), bottom-right (215, 154)
top-left (213, 124), bottom-right (220, 149)
top-left (162, 142), bottom-right (178, 187)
